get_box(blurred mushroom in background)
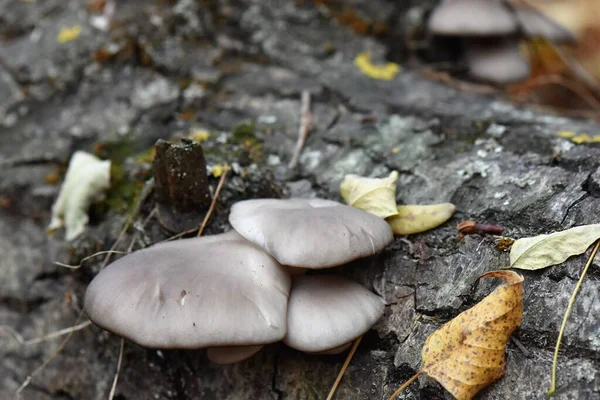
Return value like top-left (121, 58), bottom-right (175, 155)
top-left (426, 0), bottom-right (576, 85)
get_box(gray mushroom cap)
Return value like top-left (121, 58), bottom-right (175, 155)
top-left (428, 0), bottom-right (517, 36)
top-left (465, 37), bottom-right (531, 84)
top-left (84, 231), bottom-right (291, 349)
top-left (229, 198), bottom-right (393, 269)
top-left (283, 275), bottom-right (385, 353)
top-left (514, 5), bottom-right (576, 44)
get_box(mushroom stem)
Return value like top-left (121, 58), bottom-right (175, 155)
top-left (206, 345), bottom-right (264, 365)
top-left (284, 266), bottom-right (308, 276)
top-left (464, 37), bottom-right (530, 84)
top-left (307, 342), bottom-right (352, 355)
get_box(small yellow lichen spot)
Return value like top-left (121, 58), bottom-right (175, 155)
top-left (189, 129), bottom-right (211, 143)
top-left (57, 25), bottom-right (82, 43)
top-left (354, 52), bottom-right (400, 81)
top-left (392, 147), bottom-right (400, 154)
top-left (556, 131), bottom-right (577, 138)
top-left (210, 163), bottom-right (230, 178)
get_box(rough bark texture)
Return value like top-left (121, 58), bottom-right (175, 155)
top-left (1, 1), bottom-right (600, 399)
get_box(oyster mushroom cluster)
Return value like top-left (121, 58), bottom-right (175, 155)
top-left (84, 198), bottom-right (393, 364)
top-left (427, 0), bottom-right (575, 84)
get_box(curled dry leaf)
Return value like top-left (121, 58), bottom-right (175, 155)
top-left (340, 171), bottom-right (399, 219)
top-left (48, 151), bottom-right (111, 241)
top-left (390, 270), bottom-right (524, 400)
top-left (510, 224), bottom-right (600, 270)
top-left (387, 203), bottom-right (455, 235)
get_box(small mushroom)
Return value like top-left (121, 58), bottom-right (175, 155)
top-left (513, 4), bottom-right (576, 44)
top-left (229, 198), bottom-right (393, 269)
top-left (283, 275), bottom-right (385, 353)
top-left (427, 0), bottom-right (517, 37)
top-left (206, 345), bottom-right (264, 365)
top-left (464, 37), bottom-right (530, 84)
top-left (84, 231), bottom-right (291, 349)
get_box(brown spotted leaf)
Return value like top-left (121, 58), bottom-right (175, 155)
top-left (421, 271), bottom-right (524, 400)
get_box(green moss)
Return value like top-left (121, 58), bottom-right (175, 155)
top-left (97, 163), bottom-right (142, 214)
top-left (93, 135), bottom-right (137, 163)
top-left (232, 120), bottom-right (256, 141)
top-left (134, 146), bottom-right (155, 164)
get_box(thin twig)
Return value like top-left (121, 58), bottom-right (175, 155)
top-left (548, 240), bottom-right (600, 396)
top-left (101, 179), bottom-right (154, 269)
top-left (549, 42), bottom-right (600, 93)
top-left (1, 321), bottom-right (91, 346)
top-left (511, 336), bottom-right (532, 359)
top-left (416, 68), bottom-right (500, 94)
top-left (127, 206), bottom-right (157, 252)
top-left (16, 310), bottom-right (85, 399)
top-left (165, 226), bottom-right (199, 241)
top-left (388, 370), bottom-right (424, 400)
top-left (197, 169), bottom-right (229, 237)
top-left (53, 251), bottom-right (129, 269)
top-left (108, 338), bottom-right (125, 400)
top-left (288, 90), bottom-right (312, 169)
top-left (326, 336), bottom-right (362, 400)
top-left (508, 74), bottom-right (600, 110)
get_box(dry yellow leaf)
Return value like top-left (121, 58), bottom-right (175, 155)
top-left (57, 25), bottom-right (82, 43)
top-left (340, 171), bottom-right (399, 219)
top-left (389, 270), bottom-right (524, 400)
top-left (387, 203), bottom-right (455, 235)
top-left (423, 271), bottom-right (523, 399)
top-left (354, 52), bottom-right (400, 81)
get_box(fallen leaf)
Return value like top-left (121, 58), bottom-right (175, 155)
top-left (390, 271), bottom-right (524, 400)
top-left (340, 171), bottom-right (399, 219)
top-left (354, 52), bottom-right (400, 81)
top-left (48, 151), bottom-right (111, 241)
top-left (387, 203), bottom-right (455, 235)
top-left (421, 271), bottom-right (523, 400)
top-left (509, 224), bottom-right (600, 270)
top-left (57, 25), bottom-right (82, 43)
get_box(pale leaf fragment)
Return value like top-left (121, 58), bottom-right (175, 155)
top-left (340, 171), bottom-right (399, 219)
top-left (387, 203), bottom-right (455, 235)
top-left (510, 224), bottom-right (600, 270)
top-left (48, 151), bottom-right (111, 241)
